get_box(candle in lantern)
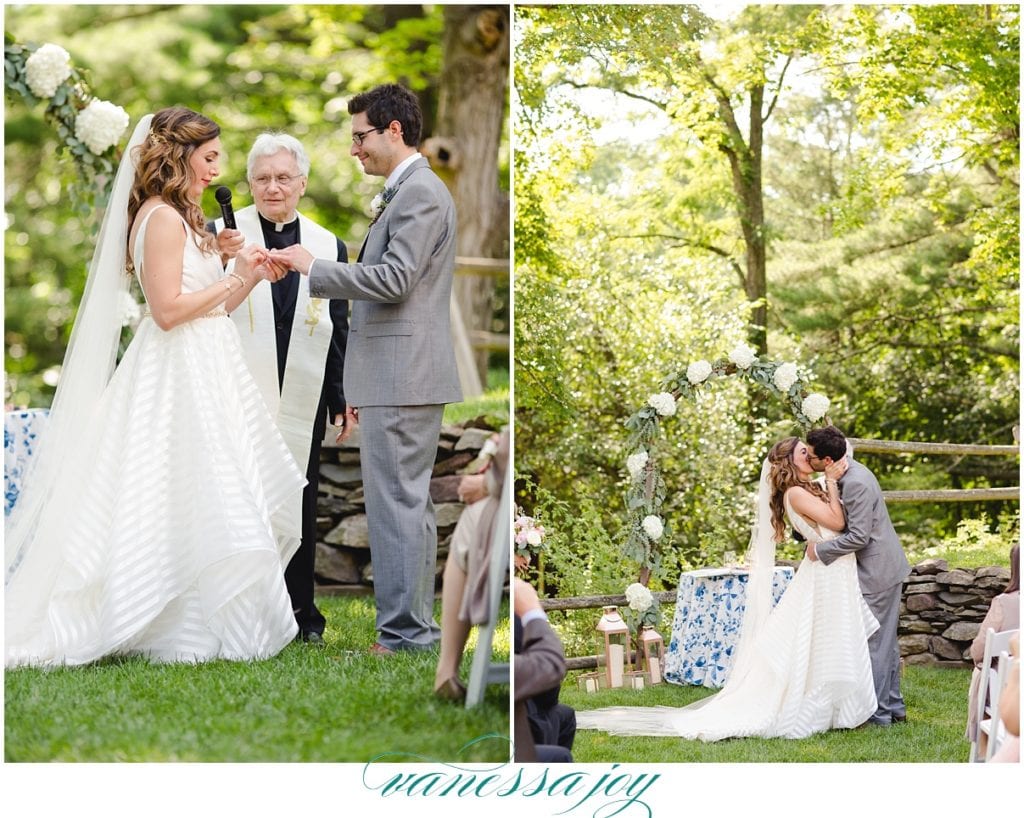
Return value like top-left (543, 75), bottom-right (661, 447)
top-left (609, 643), bottom-right (624, 687)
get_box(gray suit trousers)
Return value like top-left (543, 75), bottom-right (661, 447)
top-left (863, 581), bottom-right (906, 723)
top-left (359, 404), bottom-right (444, 651)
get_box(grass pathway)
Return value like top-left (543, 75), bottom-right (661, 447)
top-left (5, 596), bottom-right (510, 762)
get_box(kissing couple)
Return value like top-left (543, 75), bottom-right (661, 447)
top-left (577, 425), bottom-right (911, 741)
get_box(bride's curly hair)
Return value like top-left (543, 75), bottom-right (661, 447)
top-left (767, 437), bottom-right (828, 543)
top-left (127, 107), bottom-right (219, 267)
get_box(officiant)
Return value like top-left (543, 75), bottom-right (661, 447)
top-left (213, 132), bottom-right (354, 645)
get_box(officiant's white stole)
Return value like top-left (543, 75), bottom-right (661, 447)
top-left (219, 206), bottom-right (338, 538)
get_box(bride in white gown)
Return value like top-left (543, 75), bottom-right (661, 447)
top-left (5, 108), bottom-right (305, 668)
top-left (576, 436), bottom-right (879, 741)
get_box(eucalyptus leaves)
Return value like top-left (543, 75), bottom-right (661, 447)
top-left (5, 39), bottom-right (130, 209)
top-left (623, 343), bottom-right (831, 576)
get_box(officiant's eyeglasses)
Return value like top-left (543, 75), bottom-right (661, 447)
top-left (351, 126), bottom-right (388, 146)
top-left (251, 174), bottom-right (304, 188)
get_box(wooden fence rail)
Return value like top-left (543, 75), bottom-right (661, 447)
top-left (539, 591), bottom-right (677, 613)
top-left (848, 438), bottom-right (1019, 457)
top-left (849, 437), bottom-right (1019, 503)
top-left (882, 487), bottom-right (1018, 503)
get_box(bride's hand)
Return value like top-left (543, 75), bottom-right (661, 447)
top-left (216, 228), bottom-right (245, 263)
top-left (824, 457), bottom-right (848, 482)
top-left (233, 245), bottom-right (269, 285)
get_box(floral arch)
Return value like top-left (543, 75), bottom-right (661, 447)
top-left (622, 343), bottom-right (831, 581)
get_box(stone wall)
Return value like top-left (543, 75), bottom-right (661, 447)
top-left (899, 558), bottom-right (1012, 667)
top-left (311, 419), bottom-right (499, 590)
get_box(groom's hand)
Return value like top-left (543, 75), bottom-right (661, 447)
top-left (805, 543), bottom-right (818, 561)
top-left (268, 245), bottom-right (314, 275)
top-left (257, 256), bottom-right (289, 282)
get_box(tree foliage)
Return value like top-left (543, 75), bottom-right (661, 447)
top-left (514, 4), bottom-right (1019, 589)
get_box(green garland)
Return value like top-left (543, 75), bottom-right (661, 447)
top-left (4, 36), bottom-right (123, 211)
top-left (622, 346), bottom-right (832, 577)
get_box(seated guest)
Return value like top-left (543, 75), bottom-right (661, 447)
top-left (966, 543), bottom-right (1019, 751)
top-left (991, 632), bottom-right (1020, 763)
top-left (433, 430), bottom-right (508, 701)
top-left (515, 616), bottom-right (576, 757)
top-left (514, 578), bottom-right (574, 762)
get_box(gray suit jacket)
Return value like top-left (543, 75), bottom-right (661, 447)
top-left (309, 157), bottom-right (463, 407)
top-left (815, 459), bottom-right (911, 595)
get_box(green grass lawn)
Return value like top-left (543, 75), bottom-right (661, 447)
top-left (563, 664), bottom-right (972, 762)
top-left (4, 595), bottom-right (510, 762)
top-left (444, 365), bottom-right (509, 427)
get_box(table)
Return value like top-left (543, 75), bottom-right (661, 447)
top-left (5, 409), bottom-right (48, 516)
top-left (663, 565), bottom-right (794, 689)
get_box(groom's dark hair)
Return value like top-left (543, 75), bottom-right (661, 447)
top-left (806, 425), bottom-right (847, 461)
top-left (348, 84), bottom-right (422, 147)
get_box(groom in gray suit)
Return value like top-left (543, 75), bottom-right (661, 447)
top-left (267, 84), bottom-right (463, 654)
top-left (805, 425), bottom-right (911, 725)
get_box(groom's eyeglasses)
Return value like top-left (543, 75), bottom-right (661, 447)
top-left (351, 126), bottom-right (388, 146)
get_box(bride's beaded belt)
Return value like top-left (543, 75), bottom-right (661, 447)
top-left (142, 308), bottom-right (228, 319)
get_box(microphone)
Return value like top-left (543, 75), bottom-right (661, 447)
top-left (215, 185), bottom-right (236, 229)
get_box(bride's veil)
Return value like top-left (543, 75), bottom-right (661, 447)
top-left (725, 455), bottom-right (776, 688)
top-left (5, 114), bottom-right (153, 589)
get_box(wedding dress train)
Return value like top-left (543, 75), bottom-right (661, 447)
top-left (576, 495), bottom-right (878, 741)
top-left (5, 205), bottom-right (305, 668)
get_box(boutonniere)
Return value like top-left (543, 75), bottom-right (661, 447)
top-left (305, 298), bottom-right (323, 336)
top-left (369, 185), bottom-right (398, 225)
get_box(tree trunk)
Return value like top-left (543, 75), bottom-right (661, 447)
top-left (744, 84), bottom-right (768, 357)
top-left (429, 6), bottom-right (510, 393)
top-left (715, 83), bottom-right (768, 357)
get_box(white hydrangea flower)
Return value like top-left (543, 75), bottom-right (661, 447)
top-left (370, 192), bottom-right (385, 219)
top-left (801, 393), bottom-right (831, 422)
top-left (525, 529), bottom-right (543, 546)
top-left (25, 43), bottom-right (72, 99)
top-left (626, 451), bottom-right (649, 480)
top-left (686, 359), bottom-right (713, 384)
top-left (647, 392), bottom-right (677, 417)
top-left (74, 99), bottom-right (129, 155)
top-left (773, 362), bottom-right (799, 392)
top-left (117, 290), bottom-right (142, 328)
top-left (728, 343), bottom-right (757, 369)
top-left (642, 515), bottom-right (664, 541)
top-left (625, 582), bottom-right (654, 613)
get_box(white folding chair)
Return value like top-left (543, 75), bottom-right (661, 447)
top-left (465, 465), bottom-right (511, 708)
top-left (980, 650), bottom-right (1012, 761)
top-left (970, 627), bottom-right (1018, 762)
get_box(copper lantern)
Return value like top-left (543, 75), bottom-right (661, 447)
top-left (639, 624), bottom-right (665, 684)
top-left (596, 605), bottom-right (629, 688)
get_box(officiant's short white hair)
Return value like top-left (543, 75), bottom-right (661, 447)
top-left (247, 133), bottom-right (311, 179)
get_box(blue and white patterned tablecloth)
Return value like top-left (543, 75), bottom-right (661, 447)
top-left (663, 565), bottom-right (794, 689)
top-left (5, 409), bottom-right (48, 516)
